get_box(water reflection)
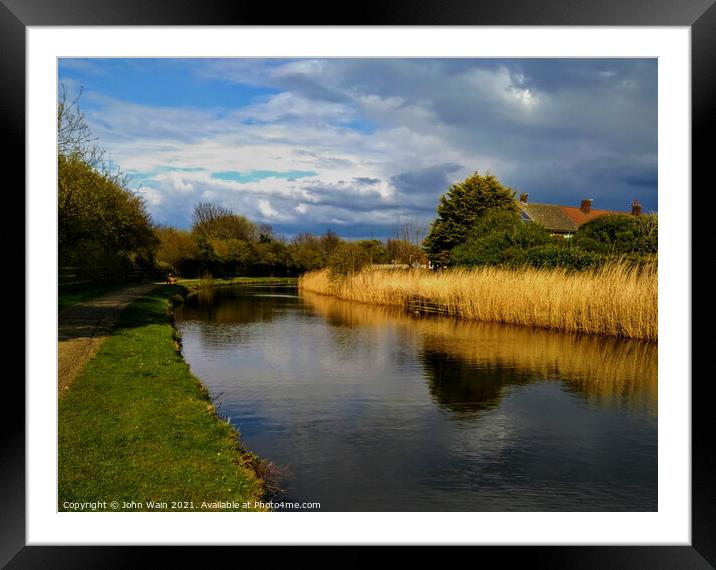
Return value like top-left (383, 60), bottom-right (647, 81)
top-left (175, 285), bottom-right (657, 511)
top-left (421, 350), bottom-right (535, 416)
top-left (178, 286), bottom-right (297, 349)
top-left (301, 290), bottom-right (657, 418)
top-left (179, 286), bottom-right (285, 324)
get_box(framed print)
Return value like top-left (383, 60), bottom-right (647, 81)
top-left (7, 0), bottom-right (713, 565)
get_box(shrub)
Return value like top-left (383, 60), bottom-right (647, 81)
top-left (356, 239), bottom-right (389, 264)
top-left (525, 243), bottom-right (605, 270)
top-left (573, 214), bottom-right (657, 255)
top-left (450, 209), bottom-right (551, 267)
top-left (327, 242), bottom-right (372, 281)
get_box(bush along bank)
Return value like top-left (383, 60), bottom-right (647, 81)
top-left (58, 284), bottom-right (273, 511)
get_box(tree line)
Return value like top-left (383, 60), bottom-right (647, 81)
top-left (155, 204), bottom-right (426, 278)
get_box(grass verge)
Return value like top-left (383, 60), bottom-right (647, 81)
top-left (299, 262), bottom-right (657, 341)
top-left (58, 284), bottom-right (268, 511)
top-left (178, 276), bottom-right (297, 291)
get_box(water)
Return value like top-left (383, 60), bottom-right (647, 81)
top-left (175, 284), bottom-right (657, 511)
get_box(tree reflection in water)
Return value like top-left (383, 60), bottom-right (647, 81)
top-left (301, 290), bottom-right (657, 418)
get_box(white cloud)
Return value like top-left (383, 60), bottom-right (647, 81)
top-left (232, 91), bottom-right (354, 124)
top-left (257, 199), bottom-right (289, 220)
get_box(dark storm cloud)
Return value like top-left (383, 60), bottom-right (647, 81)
top-left (297, 165), bottom-right (464, 221)
top-left (388, 163), bottom-right (466, 214)
top-left (391, 163), bottom-right (464, 196)
top-left (503, 153), bottom-right (658, 212)
top-left (353, 177), bottom-right (381, 186)
top-left (495, 59), bottom-right (657, 94)
top-left (300, 181), bottom-right (389, 213)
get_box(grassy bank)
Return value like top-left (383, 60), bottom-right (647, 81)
top-left (178, 276), bottom-right (297, 290)
top-left (58, 284), bottom-right (267, 511)
top-left (299, 263), bottom-right (657, 341)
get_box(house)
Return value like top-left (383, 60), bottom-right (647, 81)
top-left (517, 194), bottom-right (642, 237)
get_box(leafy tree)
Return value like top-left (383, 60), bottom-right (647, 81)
top-left (288, 232), bottom-right (325, 273)
top-left (450, 209), bottom-right (550, 267)
top-left (319, 229), bottom-right (341, 262)
top-left (251, 241), bottom-right (282, 274)
top-left (632, 214), bottom-right (658, 254)
top-left (327, 242), bottom-right (371, 280)
top-left (58, 89), bottom-right (157, 278)
top-left (154, 226), bottom-right (200, 275)
top-left (192, 236), bottom-right (221, 276)
top-left (356, 240), bottom-right (388, 264)
top-left (423, 171), bottom-right (517, 262)
top-left (573, 214), bottom-right (658, 256)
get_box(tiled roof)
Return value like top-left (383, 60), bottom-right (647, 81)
top-left (518, 202), bottom-right (631, 233)
top-left (559, 206), bottom-right (624, 227)
top-left (518, 203), bottom-right (578, 233)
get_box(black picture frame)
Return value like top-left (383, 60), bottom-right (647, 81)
top-left (6, 0), bottom-right (712, 565)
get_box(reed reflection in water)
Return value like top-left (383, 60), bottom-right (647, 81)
top-left (303, 290), bottom-right (657, 418)
top-left (176, 285), bottom-right (657, 511)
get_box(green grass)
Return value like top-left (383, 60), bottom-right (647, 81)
top-left (58, 285), bottom-right (266, 511)
top-left (58, 282), bottom-right (133, 312)
top-left (178, 276), bottom-right (297, 290)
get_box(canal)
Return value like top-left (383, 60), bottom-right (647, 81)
top-left (175, 284), bottom-right (657, 511)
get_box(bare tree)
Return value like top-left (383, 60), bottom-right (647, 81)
top-left (389, 217), bottom-right (428, 265)
top-left (258, 223), bottom-right (275, 243)
top-left (191, 202), bottom-right (259, 242)
top-left (57, 84), bottom-right (104, 169)
top-left (192, 202), bottom-right (232, 227)
top-left (395, 216), bottom-right (428, 246)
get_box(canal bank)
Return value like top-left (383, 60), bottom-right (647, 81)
top-left (58, 282), bottom-right (279, 512)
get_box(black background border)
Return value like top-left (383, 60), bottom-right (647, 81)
top-left (5, 0), bottom-right (713, 565)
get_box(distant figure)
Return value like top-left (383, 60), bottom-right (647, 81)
top-left (167, 273), bottom-right (177, 284)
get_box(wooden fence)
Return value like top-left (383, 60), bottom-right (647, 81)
top-left (405, 295), bottom-right (453, 317)
top-left (59, 266), bottom-right (166, 289)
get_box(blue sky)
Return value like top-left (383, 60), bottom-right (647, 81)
top-left (58, 58), bottom-right (658, 238)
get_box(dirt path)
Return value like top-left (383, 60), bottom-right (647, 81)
top-left (58, 283), bottom-right (160, 395)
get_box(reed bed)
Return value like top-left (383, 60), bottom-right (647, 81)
top-left (298, 262), bottom-right (657, 341)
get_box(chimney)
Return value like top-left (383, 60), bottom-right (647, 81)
top-left (631, 200), bottom-right (642, 216)
top-left (519, 192), bottom-right (528, 203)
top-left (580, 199), bottom-right (592, 214)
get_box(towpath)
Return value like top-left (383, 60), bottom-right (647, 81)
top-left (58, 283), bottom-right (160, 395)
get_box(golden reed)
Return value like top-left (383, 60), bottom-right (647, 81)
top-left (299, 262), bottom-right (657, 341)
